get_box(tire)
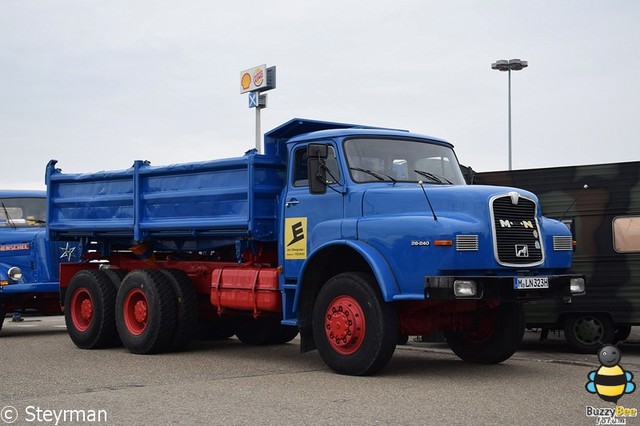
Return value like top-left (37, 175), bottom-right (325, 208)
top-left (397, 334), bottom-right (409, 345)
top-left (0, 303), bottom-right (5, 332)
top-left (102, 268), bottom-right (126, 289)
top-left (64, 270), bottom-right (120, 349)
top-left (116, 269), bottom-right (177, 354)
top-left (564, 313), bottom-right (614, 354)
top-left (614, 326), bottom-right (632, 343)
top-left (236, 317), bottom-right (277, 345)
top-left (312, 272), bottom-right (398, 376)
top-left (197, 317), bottom-right (237, 341)
top-left (159, 269), bottom-right (198, 352)
top-left (444, 302), bottom-right (524, 364)
top-left (267, 322), bottom-right (299, 344)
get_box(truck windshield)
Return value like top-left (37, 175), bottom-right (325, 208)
top-left (0, 197), bottom-right (46, 227)
top-left (344, 138), bottom-right (466, 185)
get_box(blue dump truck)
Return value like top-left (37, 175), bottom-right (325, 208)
top-left (0, 190), bottom-right (81, 331)
top-left (47, 118), bottom-right (585, 375)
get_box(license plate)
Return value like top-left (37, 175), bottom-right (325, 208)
top-left (514, 277), bottom-right (549, 290)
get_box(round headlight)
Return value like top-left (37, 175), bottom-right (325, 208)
top-left (8, 266), bottom-right (22, 282)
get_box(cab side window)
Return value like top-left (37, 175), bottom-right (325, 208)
top-left (293, 149), bottom-right (310, 186)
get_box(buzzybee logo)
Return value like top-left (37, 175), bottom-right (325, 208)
top-left (584, 345), bottom-right (637, 424)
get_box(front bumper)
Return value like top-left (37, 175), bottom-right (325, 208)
top-left (425, 275), bottom-right (585, 302)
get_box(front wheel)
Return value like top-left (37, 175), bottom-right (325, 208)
top-left (444, 302), bottom-right (524, 364)
top-left (312, 272), bottom-right (398, 376)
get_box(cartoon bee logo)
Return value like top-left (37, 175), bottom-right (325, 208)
top-left (586, 344), bottom-right (636, 403)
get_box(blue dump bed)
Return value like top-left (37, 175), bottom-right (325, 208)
top-left (46, 153), bottom-right (286, 245)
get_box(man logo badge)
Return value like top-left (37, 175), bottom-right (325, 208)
top-left (515, 244), bottom-right (529, 257)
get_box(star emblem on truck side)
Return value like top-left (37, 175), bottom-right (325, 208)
top-left (59, 242), bottom-right (76, 261)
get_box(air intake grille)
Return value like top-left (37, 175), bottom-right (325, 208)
top-left (492, 195), bottom-right (543, 265)
top-left (456, 235), bottom-right (479, 251)
top-left (553, 235), bottom-right (573, 251)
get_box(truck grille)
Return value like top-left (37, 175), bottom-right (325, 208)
top-left (491, 194), bottom-right (543, 266)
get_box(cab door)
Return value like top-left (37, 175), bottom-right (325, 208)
top-left (281, 142), bottom-right (344, 282)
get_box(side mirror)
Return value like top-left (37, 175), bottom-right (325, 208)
top-left (307, 144), bottom-right (328, 194)
top-left (308, 143), bottom-right (328, 159)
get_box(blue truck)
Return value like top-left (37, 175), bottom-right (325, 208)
top-left (47, 118), bottom-right (585, 375)
top-left (0, 190), bottom-right (80, 331)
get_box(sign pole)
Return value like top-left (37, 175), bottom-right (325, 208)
top-left (255, 106), bottom-right (261, 154)
top-left (240, 64), bottom-right (276, 155)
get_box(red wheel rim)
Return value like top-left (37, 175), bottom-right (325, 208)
top-left (70, 288), bottom-right (93, 332)
top-left (123, 288), bottom-right (148, 336)
top-left (324, 295), bottom-right (366, 355)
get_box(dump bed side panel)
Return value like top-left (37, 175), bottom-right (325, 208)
top-left (46, 155), bottom-right (285, 245)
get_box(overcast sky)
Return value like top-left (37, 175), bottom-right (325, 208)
top-left (1, 1), bottom-right (639, 190)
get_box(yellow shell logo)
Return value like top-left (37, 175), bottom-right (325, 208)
top-left (241, 73), bottom-right (252, 90)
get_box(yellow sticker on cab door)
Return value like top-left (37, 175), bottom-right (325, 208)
top-left (285, 217), bottom-right (307, 259)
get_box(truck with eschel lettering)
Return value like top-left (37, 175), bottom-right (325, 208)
top-left (0, 190), bottom-right (81, 331)
top-left (48, 118), bottom-right (585, 375)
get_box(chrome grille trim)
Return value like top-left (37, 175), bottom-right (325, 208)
top-left (490, 194), bottom-right (544, 267)
top-left (456, 235), bottom-right (479, 251)
top-left (553, 235), bottom-right (573, 251)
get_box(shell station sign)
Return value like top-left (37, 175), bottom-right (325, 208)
top-left (240, 64), bottom-right (276, 94)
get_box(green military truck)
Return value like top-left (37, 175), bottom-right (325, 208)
top-left (474, 161), bottom-right (640, 353)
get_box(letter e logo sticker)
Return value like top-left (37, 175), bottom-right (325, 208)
top-left (285, 217), bottom-right (307, 259)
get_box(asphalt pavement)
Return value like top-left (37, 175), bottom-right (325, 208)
top-left (1, 316), bottom-right (640, 425)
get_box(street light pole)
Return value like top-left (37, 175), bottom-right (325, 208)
top-left (491, 59), bottom-right (528, 170)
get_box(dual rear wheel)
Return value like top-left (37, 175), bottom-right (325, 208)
top-left (65, 268), bottom-right (198, 354)
top-left (65, 268), bottom-right (296, 353)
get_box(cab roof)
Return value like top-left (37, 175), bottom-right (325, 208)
top-left (263, 118), bottom-right (451, 157)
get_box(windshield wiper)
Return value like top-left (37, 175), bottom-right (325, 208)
top-left (414, 170), bottom-right (452, 185)
top-left (1, 202), bottom-right (16, 229)
top-left (350, 167), bottom-right (397, 183)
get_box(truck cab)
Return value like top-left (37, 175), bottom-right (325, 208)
top-left (0, 190), bottom-right (80, 331)
top-left (272, 120), bottom-right (585, 372)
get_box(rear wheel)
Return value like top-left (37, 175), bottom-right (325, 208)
top-left (312, 272), bottom-right (398, 376)
top-left (65, 270), bottom-right (119, 349)
top-left (236, 316), bottom-right (297, 345)
top-left (102, 268), bottom-right (126, 289)
top-left (197, 316), bottom-right (237, 341)
top-left (268, 322), bottom-right (299, 344)
top-left (116, 269), bottom-right (177, 354)
top-left (444, 302), bottom-right (524, 364)
top-left (564, 313), bottom-right (614, 354)
top-left (159, 269), bottom-right (198, 351)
